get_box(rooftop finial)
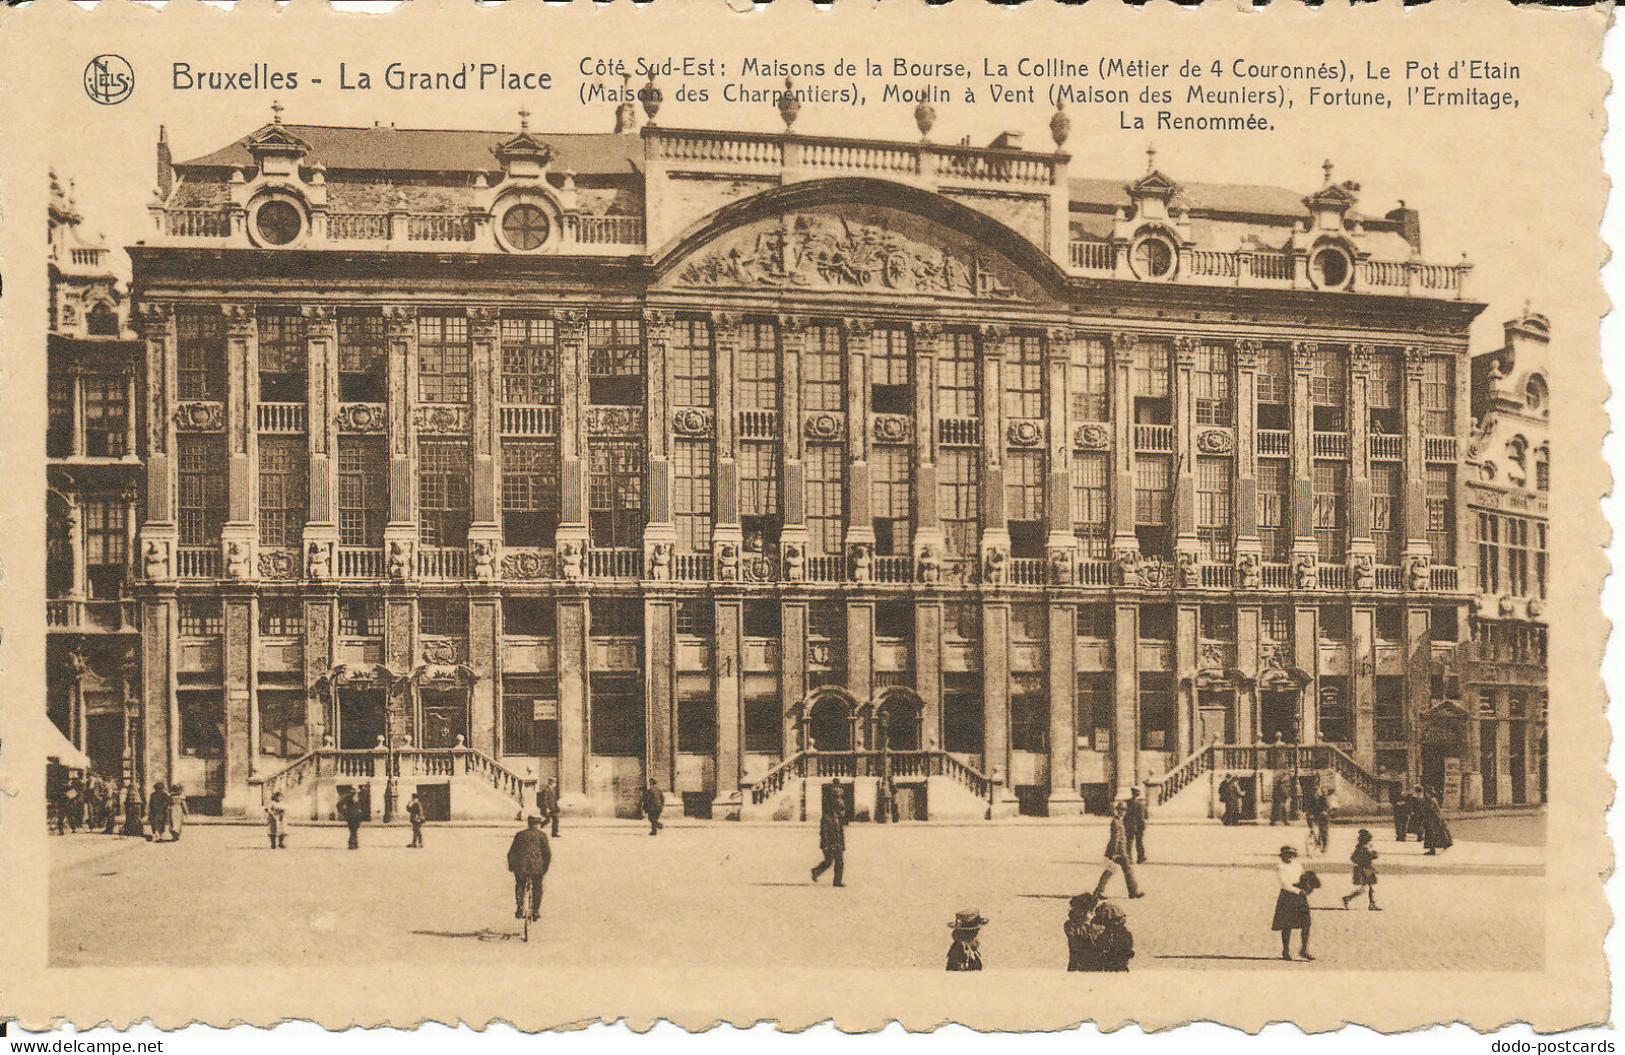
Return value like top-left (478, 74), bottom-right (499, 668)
top-left (1146, 143), bottom-right (1157, 173)
top-left (270, 99), bottom-right (284, 125)
top-left (1323, 158), bottom-right (1334, 185)
top-left (779, 77), bottom-right (800, 131)
top-left (518, 106), bottom-right (531, 133)
top-left (641, 70), bottom-right (662, 125)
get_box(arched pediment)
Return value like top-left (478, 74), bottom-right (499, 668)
top-left (653, 178), bottom-right (1067, 303)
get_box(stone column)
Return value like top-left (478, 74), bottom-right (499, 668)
top-left (303, 591), bottom-right (336, 749)
top-left (844, 319), bottom-right (875, 564)
top-left (1236, 605), bottom-right (1260, 743)
top-left (141, 595), bottom-right (175, 791)
top-left (1233, 340), bottom-right (1262, 571)
top-left (778, 316), bottom-right (809, 574)
top-left (980, 601), bottom-right (1016, 815)
top-left (1112, 602), bottom-right (1138, 798)
top-left (710, 312), bottom-right (744, 572)
top-left (713, 596), bottom-right (743, 816)
top-left (554, 310), bottom-right (590, 558)
top-left (1109, 332), bottom-right (1138, 562)
top-left (914, 599), bottom-right (942, 750)
top-left (556, 595), bottom-right (589, 812)
top-left (1048, 601), bottom-right (1085, 813)
top-left (1347, 344), bottom-right (1374, 549)
top-left (383, 595), bottom-right (415, 745)
top-left (979, 325), bottom-right (1010, 574)
top-left (1045, 327), bottom-right (1076, 575)
top-left (780, 600), bottom-right (808, 755)
top-left (303, 307), bottom-right (340, 578)
top-left (1294, 605), bottom-right (1319, 743)
top-left (468, 308), bottom-right (502, 565)
top-left (1401, 346), bottom-right (1431, 562)
top-left (1289, 341), bottom-right (1318, 571)
top-left (846, 600), bottom-right (874, 705)
top-left (1176, 605), bottom-right (1198, 757)
top-left (469, 588), bottom-right (499, 755)
top-left (1172, 337), bottom-right (1200, 570)
top-left (645, 596), bottom-right (675, 791)
top-left (642, 310), bottom-right (677, 574)
top-left (221, 304), bottom-right (258, 577)
top-left (910, 322), bottom-right (943, 577)
top-left (138, 304), bottom-right (176, 528)
top-left (1351, 604), bottom-right (1376, 767)
top-left (383, 308), bottom-right (418, 575)
top-left (222, 588), bottom-right (253, 814)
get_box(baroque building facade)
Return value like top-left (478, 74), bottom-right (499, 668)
top-left (115, 101), bottom-right (1502, 820)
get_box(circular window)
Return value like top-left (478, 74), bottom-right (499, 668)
top-left (1310, 245), bottom-right (1352, 289)
top-left (1130, 235), bottom-right (1176, 279)
top-left (254, 199), bottom-right (303, 246)
top-left (501, 203), bottom-right (551, 251)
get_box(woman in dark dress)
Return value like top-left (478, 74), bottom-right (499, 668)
top-left (1272, 845), bottom-right (1316, 961)
top-left (1341, 828), bottom-right (1382, 910)
top-left (1420, 790), bottom-right (1454, 855)
top-left (120, 784), bottom-right (145, 837)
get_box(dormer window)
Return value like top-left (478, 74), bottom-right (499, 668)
top-left (251, 198), bottom-right (304, 247)
top-left (501, 203), bottom-right (550, 251)
top-left (1309, 243), bottom-right (1353, 290)
top-left (1129, 233), bottom-right (1176, 280)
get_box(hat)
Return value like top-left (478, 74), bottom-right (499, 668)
top-left (1092, 902), bottom-right (1126, 926)
top-left (1280, 845), bottom-right (1300, 858)
top-left (1068, 892), bottom-right (1099, 915)
top-left (949, 910), bottom-right (989, 930)
top-left (526, 813), bottom-right (544, 826)
top-left (271, 792), bottom-right (282, 801)
top-left (1357, 828), bottom-right (1373, 841)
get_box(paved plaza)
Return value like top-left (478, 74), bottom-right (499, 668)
top-left (50, 815), bottom-right (1544, 971)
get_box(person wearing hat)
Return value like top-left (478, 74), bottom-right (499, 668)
top-left (507, 814), bottom-right (552, 921)
top-left (946, 910), bottom-right (987, 971)
top-left (146, 781), bottom-right (171, 843)
top-left (810, 784), bottom-right (847, 887)
top-left (1272, 844), bottom-right (1317, 961)
top-left (640, 779), bottom-right (665, 836)
top-left (266, 791), bottom-right (287, 850)
top-left (1101, 801), bottom-right (1144, 898)
top-left (337, 787), bottom-right (366, 850)
top-left (406, 792), bottom-right (425, 848)
top-left (1087, 901), bottom-right (1135, 972)
top-left (1341, 828), bottom-right (1381, 911)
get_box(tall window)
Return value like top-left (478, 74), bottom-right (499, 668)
top-left (176, 435), bottom-right (227, 546)
top-left (1071, 452), bottom-right (1109, 559)
top-left (1310, 347), bottom-right (1346, 432)
top-left (1005, 449), bottom-right (1044, 530)
top-left (1477, 512), bottom-right (1501, 594)
top-left (670, 318), bottom-right (712, 408)
top-left (1138, 672), bottom-right (1175, 751)
top-left (501, 439), bottom-right (560, 547)
top-left (337, 437), bottom-right (386, 547)
top-left (942, 672), bottom-right (983, 754)
top-left (258, 595), bottom-right (303, 636)
top-left (590, 673), bottom-right (645, 757)
top-left (871, 445), bottom-right (912, 556)
top-left (83, 376), bottom-right (128, 457)
top-left (1133, 341), bottom-right (1171, 424)
top-left (1256, 345), bottom-right (1290, 431)
top-left (1003, 333), bottom-right (1043, 420)
top-left (500, 316), bottom-right (558, 405)
top-left (48, 375), bottom-right (72, 457)
top-left (339, 597), bottom-right (383, 636)
top-left (1535, 522), bottom-right (1548, 599)
top-left (1422, 357), bottom-right (1455, 435)
top-left (802, 325), bottom-right (844, 412)
top-left (503, 675), bottom-right (560, 758)
top-left (419, 598), bottom-right (468, 637)
top-left (737, 323), bottom-right (781, 544)
top-left (1257, 460), bottom-right (1290, 562)
top-left (588, 317), bottom-right (643, 406)
top-left (258, 437), bottom-right (308, 547)
top-left (1010, 675), bottom-right (1048, 753)
top-left (1371, 463), bottom-right (1402, 564)
top-left (869, 326), bottom-right (911, 415)
top-left (417, 440), bottom-right (471, 548)
top-left (1506, 516), bottom-right (1530, 597)
top-left (805, 443), bottom-right (844, 557)
top-left (939, 448), bottom-right (979, 566)
top-left (937, 331), bottom-right (979, 418)
top-left (672, 439), bottom-right (713, 553)
top-left (417, 314), bottom-right (469, 403)
top-left (83, 498), bottom-right (127, 599)
top-left (1194, 344), bottom-right (1233, 426)
top-left (1134, 454), bottom-right (1172, 559)
top-left (1076, 673), bottom-right (1113, 751)
top-left (1425, 465), bottom-right (1455, 563)
top-left (1312, 461), bottom-right (1348, 561)
top-left (1369, 351), bottom-right (1402, 435)
top-left (736, 322), bottom-right (779, 413)
top-left (257, 309), bottom-right (307, 403)
top-left (588, 440), bottom-right (644, 548)
top-left (1069, 335), bottom-right (1109, 422)
top-left (1195, 457), bottom-right (1232, 561)
top-left (176, 312), bottom-right (226, 401)
top-left (338, 311), bottom-right (387, 403)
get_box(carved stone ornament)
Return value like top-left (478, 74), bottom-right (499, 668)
top-left (848, 542), bottom-right (873, 582)
top-left (1498, 594), bottom-right (1517, 617)
top-left (1233, 339), bottom-right (1262, 371)
top-left (471, 540), bottom-right (498, 580)
top-left (1006, 420), bottom-right (1044, 448)
top-left (1406, 554), bottom-right (1430, 591)
top-left (872, 414), bottom-right (912, 445)
top-left (336, 403), bottom-right (387, 433)
top-left (387, 540), bottom-right (413, 580)
top-left (1176, 550), bottom-right (1201, 588)
top-left (781, 541), bottom-right (805, 581)
top-left (1350, 553), bottom-right (1375, 590)
top-left (173, 401), bottom-right (225, 431)
top-left (502, 550), bottom-right (555, 580)
top-left (716, 541), bottom-right (741, 581)
top-left (1194, 429), bottom-right (1234, 455)
top-left (305, 542), bottom-right (332, 580)
top-left (982, 544), bottom-right (1008, 585)
top-left (672, 408), bottom-right (714, 437)
top-left (557, 541), bottom-right (584, 580)
top-left (413, 405), bottom-right (469, 434)
top-left (221, 303), bottom-right (254, 329)
top-left (1294, 553), bottom-right (1318, 590)
top-left (1235, 551), bottom-right (1261, 589)
top-left (1114, 548), bottom-right (1142, 587)
top-left (916, 543), bottom-right (941, 584)
top-left (1290, 340), bottom-right (1319, 374)
top-left (648, 542), bottom-right (673, 580)
top-left (225, 541), bottom-right (252, 581)
top-left (258, 548), bottom-right (299, 580)
top-left (672, 206), bottom-right (1033, 301)
top-left (1526, 598), bottom-right (1543, 618)
top-left (1348, 343), bottom-right (1376, 374)
top-left (586, 406), bottom-right (644, 437)
top-left (423, 639), bottom-right (462, 665)
top-left (804, 412), bottom-right (846, 442)
top-left (1074, 423), bottom-right (1111, 451)
top-left (1139, 559), bottom-right (1175, 590)
top-left (143, 539), bottom-right (171, 579)
top-left (384, 306), bottom-right (416, 335)
top-left (1048, 547), bottom-right (1075, 585)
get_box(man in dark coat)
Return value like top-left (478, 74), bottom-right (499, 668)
top-left (810, 786), bottom-right (846, 887)
top-left (337, 788), bottom-right (365, 850)
top-left (640, 780), bottom-right (664, 835)
top-left (1219, 775), bottom-right (1242, 826)
top-left (536, 778), bottom-right (561, 838)
top-left (1420, 789), bottom-right (1454, 855)
top-left (1100, 801), bottom-right (1143, 898)
top-left (120, 784), bottom-right (145, 837)
top-left (507, 815), bottom-right (552, 921)
top-left (146, 782), bottom-right (172, 842)
top-left (1391, 786), bottom-right (1412, 842)
top-left (1124, 787), bottom-right (1148, 863)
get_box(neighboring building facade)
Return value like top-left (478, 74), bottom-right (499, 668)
top-left (123, 101), bottom-right (1494, 820)
top-left (1463, 311), bottom-right (1551, 807)
top-left (46, 170), bottom-right (147, 783)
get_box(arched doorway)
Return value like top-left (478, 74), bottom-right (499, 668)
top-left (874, 688), bottom-right (924, 752)
top-left (1256, 667), bottom-right (1310, 744)
top-left (806, 690), bottom-right (855, 753)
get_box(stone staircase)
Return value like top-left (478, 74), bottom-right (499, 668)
top-left (1147, 742), bottom-right (1390, 819)
top-left (740, 750), bottom-right (995, 821)
top-left (250, 746), bottom-right (535, 821)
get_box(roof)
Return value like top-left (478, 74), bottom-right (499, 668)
top-left (177, 124), bottom-right (646, 177)
top-left (1070, 176), bottom-right (1314, 218)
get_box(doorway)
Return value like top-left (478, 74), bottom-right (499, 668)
top-left (1480, 722), bottom-right (1499, 807)
top-left (1260, 689), bottom-right (1300, 744)
top-left (1197, 689), bottom-right (1235, 745)
top-left (807, 694), bottom-right (853, 753)
top-left (416, 782), bottom-right (451, 821)
top-left (419, 689), bottom-right (469, 749)
top-left (337, 689), bottom-right (386, 750)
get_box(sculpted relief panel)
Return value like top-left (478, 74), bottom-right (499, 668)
top-left (669, 204), bottom-right (1043, 301)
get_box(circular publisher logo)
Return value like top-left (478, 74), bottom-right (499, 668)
top-left (84, 55), bottom-right (134, 105)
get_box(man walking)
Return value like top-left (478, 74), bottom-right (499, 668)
top-left (1124, 787), bottom-right (1149, 863)
top-left (536, 778), bottom-right (560, 838)
top-left (266, 791), bottom-right (287, 850)
top-left (506, 814), bottom-right (552, 921)
top-left (640, 779), bottom-right (664, 836)
top-left (146, 781), bottom-right (171, 842)
top-left (337, 787), bottom-right (365, 850)
top-left (406, 792), bottom-right (425, 848)
top-left (810, 785), bottom-right (846, 887)
top-left (1391, 786), bottom-right (1412, 842)
top-left (1100, 801), bottom-right (1143, 899)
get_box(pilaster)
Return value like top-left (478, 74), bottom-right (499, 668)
top-left (221, 589), bottom-right (253, 814)
top-left (981, 600), bottom-right (1017, 815)
top-left (1289, 340), bottom-right (1317, 565)
top-left (1112, 603), bottom-right (1138, 798)
top-left (713, 596), bottom-right (743, 816)
top-left (555, 309), bottom-right (590, 549)
top-left (1109, 332), bottom-right (1138, 553)
top-left (303, 305), bottom-right (338, 526)
top-left (643, 309), bottom-right (677, 572)
top-left (645, 597), bottom-right (675, 790)
top-left (556, 595), bottom-right (589, 811)
top-left (469, 588), bottom-right (499, 755)
top-left (1047, 601), bottom-right (1086, 813)
top-left (1352, 604), bottom-right (1376, 767)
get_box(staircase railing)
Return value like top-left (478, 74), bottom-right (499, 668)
top-left (455, 748), bottom-right (535, 805)
top-left (745, 752), bottom-right (809, 805)
top-left (742, 749), bottom-right (995, 806)
top-left (1313, 744), bottom-right (1388, 804)
top-left (249, 746), bottom-right (534, 808)
top-left (1147, 744), bottom-right (1214, 807)
top-left (251, 750), bottom-right (322, 804)
top-left (934, 752), bottom-right (993, 799)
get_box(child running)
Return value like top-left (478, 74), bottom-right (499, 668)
top-left (1341, 828), bottom-right (1382, 911)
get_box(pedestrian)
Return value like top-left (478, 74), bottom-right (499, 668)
top-left (1391, 786), bottom-right (1412, 842)
top-left (639, 779), bottom-right (664, 836)
top-left (810, 785), bottom-right (846, 887)
top-left (506, 814), bottom-right (551, 922)
top-left (169, 784), bottom-right (187, 841)
top-left (120, 784), bottom-right (145, 838)
top-left (536, 777), bottom-right (560, 838)
top-left (945, 910), bottom-right (987, 971)
top-left (407, 792), bottom-right (425, 848)
top-left (1304, 786), bottom-right (1328, 854)
top-left (1406, 786), bottom-right (1427, 841)
top-left (1271, 845), bottom-right (1317, 961)
top-left (1064, 892), bottom-right (1135, 972)
top-left (1098, 801), bottom-right (1144, 899)
top-left (1218, 775), bottom-right (1238, 826)
top-left (1124, 787), bottom-right (1148, 863)
top-left (1419, 789), bottom-right (1454, 855)
top-left (100, 781), bottom-right (118, 834)
top-left (875, 777), bottom-right (892, 825)
top-left (147, 781), bottom-right (171, 842)
top-left (64, 778), bottom-right (85, 833)
top-left (337, 787), bottom-right (365, 850)
top-left (266, 791), bottom-right (287, 850)
top-left (1341, 829), bottom-right (1381, 911)
top-left (1269, 770), bottom-right (1290, 826)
